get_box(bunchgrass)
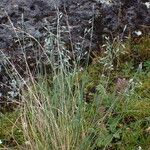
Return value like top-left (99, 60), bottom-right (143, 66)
top-left (0, 15), bottom-right (150, 149)
top-left (20, 56), bottom-right (109, 150)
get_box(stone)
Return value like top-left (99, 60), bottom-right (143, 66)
top-left (0, 0), bottom-right (149, 105)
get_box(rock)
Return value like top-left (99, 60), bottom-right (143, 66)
top-left (100, 0), bottom-right (150, 39)
top-left (0, 0), bottom-right (149, 105)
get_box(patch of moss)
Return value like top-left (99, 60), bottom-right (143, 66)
top-left (132, 36), bottom-right (150, 60)
top-left (0, 110), bottom-right (24, 148)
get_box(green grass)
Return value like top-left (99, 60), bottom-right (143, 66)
top-left (0, 35), bottom-right (150, 150)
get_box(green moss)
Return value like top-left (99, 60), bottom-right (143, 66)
top-left (132, 36), bottom-right (150, 60)
top-left (0, 110), bottom-right (24, 148)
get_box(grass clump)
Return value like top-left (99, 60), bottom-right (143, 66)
top-left (0, 33), bottom-right (150, 150)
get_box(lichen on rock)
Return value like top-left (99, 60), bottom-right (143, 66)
top-left (0, 0), bottom-right (149, 104)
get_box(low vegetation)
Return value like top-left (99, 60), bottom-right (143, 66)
top-left (0, 34), bottom-right (150, 150)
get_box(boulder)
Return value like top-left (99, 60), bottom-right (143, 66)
top-left (0, 0), bottom-right (149, 105)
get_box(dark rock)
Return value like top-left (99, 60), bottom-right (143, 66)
top-left (0, 0), bottom-right (149, 105)
top-left (0, 0), bottom-right (149, 51)
top-left (101, 0), bottom-right (150, 39)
